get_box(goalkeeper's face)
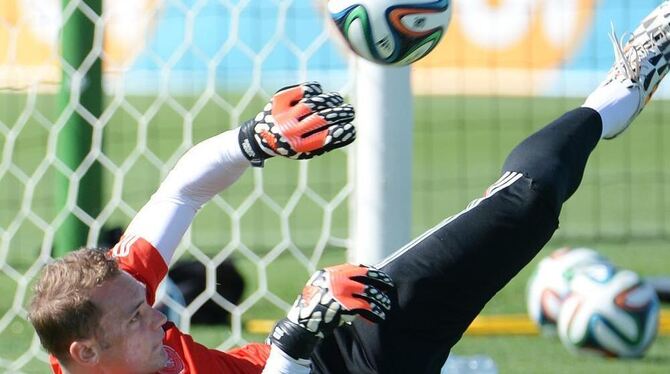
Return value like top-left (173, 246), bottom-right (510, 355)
top-left (82, 271), bottom-right (169, 373)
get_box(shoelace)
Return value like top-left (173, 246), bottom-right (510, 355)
top-left (608, 22), bottom-right (642, 83)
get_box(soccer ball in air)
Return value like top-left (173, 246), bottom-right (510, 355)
top-left (526, 247), bottom-right (609, 331)
top-left (327, 0), bottom-right (453, 65)
top-left (557, 263), bottom-right (660, 358)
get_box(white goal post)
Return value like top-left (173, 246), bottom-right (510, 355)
top-left (351, 60), bottom-right (413, 265)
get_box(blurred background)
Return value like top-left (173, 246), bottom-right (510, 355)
top-left (1, 0), bottom-right (669, 372)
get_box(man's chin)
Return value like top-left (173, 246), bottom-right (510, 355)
top-left (152, 346), bottom-right (169, 370)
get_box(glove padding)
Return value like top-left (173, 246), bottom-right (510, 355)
top-left (269, 264), bottom-right (394, 360)
top-left (238, 81), bottom-right (356, 167)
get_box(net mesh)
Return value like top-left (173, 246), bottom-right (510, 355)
top-left (0, 0), bottom-right (351, 371)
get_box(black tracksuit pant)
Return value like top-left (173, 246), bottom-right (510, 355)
top-left (312, 107), bottom-right (603, 374)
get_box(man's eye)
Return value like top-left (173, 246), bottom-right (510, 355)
top-left (130, 312), bottom-right (141, 323)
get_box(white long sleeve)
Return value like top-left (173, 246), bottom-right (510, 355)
top-left (125, 128), bottom-right (249, 263)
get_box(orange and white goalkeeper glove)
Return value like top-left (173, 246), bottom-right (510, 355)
top-left (269, 264), bottom-right (394, 361)
top-left (238, 81), bottom-right (356, 167)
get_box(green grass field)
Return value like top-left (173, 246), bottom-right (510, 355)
top-left (1, 94), bottom-right (670, 372)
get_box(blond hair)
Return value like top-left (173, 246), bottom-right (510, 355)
top-left (28, 248), bottom-right (120, 362)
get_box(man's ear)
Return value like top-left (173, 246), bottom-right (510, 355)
top-left (69, 340), bottom-right (100, 366)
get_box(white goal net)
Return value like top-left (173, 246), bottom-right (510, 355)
top-left (0, 0), bottom-right (355, 371)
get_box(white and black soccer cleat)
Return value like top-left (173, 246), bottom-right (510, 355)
top-left (600, 1), bottom-right (670, 139)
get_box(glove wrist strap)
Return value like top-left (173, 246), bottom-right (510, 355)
top-left (238, 119), bottom-right (267, 167)
top-left (269, 318), bottom-right (321, 361)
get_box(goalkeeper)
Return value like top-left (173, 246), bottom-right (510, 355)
top-left (29, 2), bottom-right (670, 373)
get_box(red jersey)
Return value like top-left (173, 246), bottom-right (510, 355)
top-left (50, 235), bottom-right (270, 373)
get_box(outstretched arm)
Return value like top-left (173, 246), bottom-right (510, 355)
top-left (117, 81), bottom-right (355, 266)
top-left (123, 127), bottom-right (248, 263)
top-left (109, 82), bottom-right (357, 373)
